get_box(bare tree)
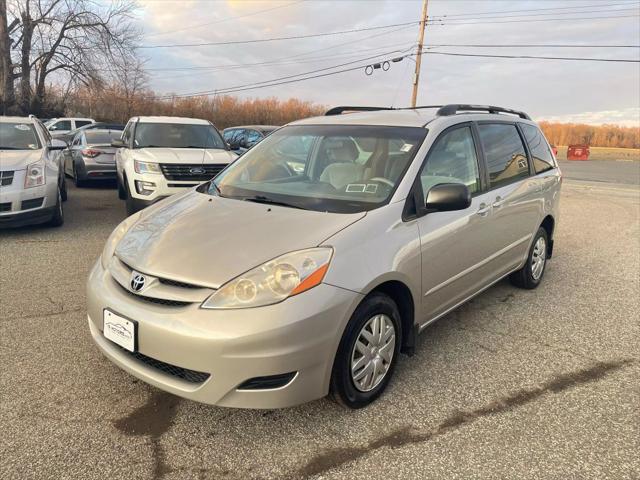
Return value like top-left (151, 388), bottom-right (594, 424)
top-left (4, 0), bottom-right (140, 115)
top-left (0, 0), bottom-right (20, 112)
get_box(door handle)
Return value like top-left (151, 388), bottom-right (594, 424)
top-left (477, 203), bottom-right (491, 216)
top-left (492, 196), bottom-right (504, 209)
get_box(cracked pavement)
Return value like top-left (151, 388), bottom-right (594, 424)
top-left (1, 163), bottom-right (639, 480)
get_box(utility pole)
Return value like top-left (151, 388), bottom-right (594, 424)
top-left (411, 0), bottom-right (429, 107)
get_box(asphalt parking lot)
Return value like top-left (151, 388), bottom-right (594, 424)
top-left (1, 161), bottom-right (639, 480)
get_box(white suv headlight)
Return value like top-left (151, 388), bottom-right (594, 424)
top-left (24, 162), bottom-right (45, 188)
top-left (134, 160), bottom-right (161, 174)
top-left (202, 247), bottom-right (333, 309)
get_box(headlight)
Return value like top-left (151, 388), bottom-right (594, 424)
top-left (201, 247), bottom-right (333, 309)
top-left (134, 160), bottom-right (161, 174)
top-left (24, 162), bottom-right (45, 188)
top-left (100, 214), bottom-right (140, 269)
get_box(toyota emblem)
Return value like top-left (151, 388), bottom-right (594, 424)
top-left (130, 271), bottom-right (146, 292)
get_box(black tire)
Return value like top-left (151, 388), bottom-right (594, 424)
top-left (330, 292), bottom-right (402, 409)
top-left (60, 176), bottom-right (68, 201)
top-left (117, 176), bottom-right (126, 200)
top-left (124, 179), bottom-right (140, 216)
top-left (510, 227), bottom-right (549, 289)
top-left (48, 190), bottom-right (64, 227)
top-left (73, 164), bottom-right (86, 188)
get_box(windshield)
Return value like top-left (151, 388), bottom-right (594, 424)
top-left (207, 125), bottom-right (427, 213)
top-left (0, 123), bottom-right (41, 150)
top-left (85, 130), bottom-right (122, 145)
top-left (133, 122), bottom-right (225, 149)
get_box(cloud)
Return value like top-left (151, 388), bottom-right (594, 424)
top-left (134, 0), bottom-right (640, 124)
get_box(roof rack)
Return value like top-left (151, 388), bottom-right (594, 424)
top-left (324, 104), bottom-right (531, 120)
top-left (325, 106), bottom-right (395, 116)
top-left (436, 104), bottom-right (531, 120)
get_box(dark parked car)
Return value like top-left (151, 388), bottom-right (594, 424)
top-left (223, 125), bottom-right (278, 153)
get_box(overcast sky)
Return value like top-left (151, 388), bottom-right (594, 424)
top-left (135, 0), bottom-right (640, 125)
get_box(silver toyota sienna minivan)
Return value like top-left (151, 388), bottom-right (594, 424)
top-left (87, 104), bottom-right (561, 409)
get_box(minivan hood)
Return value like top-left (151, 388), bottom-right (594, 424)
top-left (115, 191), bottom-right (365, 288)
top-left (132, 148), bottom-right (236, 165)
top-left (0, 149), bottom-right (42, 170)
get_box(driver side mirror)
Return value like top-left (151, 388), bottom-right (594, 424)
top-left (111, 139), bottom-right (126, 148)
top-left (425, 183), bottom-right (471, 212)
top-left (48, 139), bottom-right (67, 151)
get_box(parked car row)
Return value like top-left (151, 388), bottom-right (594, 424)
top-left (0, 114), bottom-right (280, 227)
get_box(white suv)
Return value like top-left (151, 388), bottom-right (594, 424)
top-left (45, 117), bottom-right (95, 136)
top-left (113, 116), bottom-right (237, 214)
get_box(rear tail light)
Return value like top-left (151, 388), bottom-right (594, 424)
top-left (82, 148), bottom-right (102, 158)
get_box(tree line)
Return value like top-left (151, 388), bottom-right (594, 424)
top-left (539, 121), bottom-right (639, 149)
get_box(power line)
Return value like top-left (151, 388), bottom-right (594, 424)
top-left (159, 46), bottom-right (416, 99)
top-left (433, 1), bottom-right (639, 18)
top-left (139, 21), bottom-right (418, 49)
top-left (428, 13), bottom-right (640, 27)
top-left (420, 50), bottom-right (640, 63)
top-left (154, 43), bottom-right (417, 80)
top-left (432, 5), bottom-right (640, 22)
top-left (425, 44), bottom-right (640, 48)
top-left (158, 48), bottom-right (639, 100)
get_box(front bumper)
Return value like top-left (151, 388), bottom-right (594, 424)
top-left (0, 173), bottom-right (58, 227)
top-left (126, 171), bottom-right (203, 202)
top-left (87, 260), bottom-right (361, 408)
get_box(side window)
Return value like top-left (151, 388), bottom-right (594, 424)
top-left (223, 129), bottom-right (236, 142)
top-left (245, 129), bottom-right (262, 146)
top-left (477, 124), bottom-right (529, 189)
top-left (420, 126), bottom-right (480, 195)
top-left (122, 122), bottom-right (133, 145)
top-left (49, 120), bottom-right (72, 131)
top-left (520, 124), bottom-right (556, 174)
top-left (75, 120), bottom-right (92, 128)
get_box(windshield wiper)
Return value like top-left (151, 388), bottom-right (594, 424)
top-left (0, 146), bottom-right (27, 150)
top-left (242, 195), bottom-right (304, 210)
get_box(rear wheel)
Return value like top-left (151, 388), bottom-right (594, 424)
top-left (510, 227), bottom-right (548, 289)
top-left (330, 293), bottom-right (401, 408)
top-left (73, 164), bottom-right (86, 188)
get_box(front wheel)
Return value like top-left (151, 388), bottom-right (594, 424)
top-left (330, 293), bottom-right (401, 408)
top-left (48, 189), bottom-right (64, 227)
top-left (510, 227), bottom-right (549, 289)
top-left (124, 179), bottom-right (141, 216)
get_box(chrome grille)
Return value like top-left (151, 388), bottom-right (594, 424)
top-left (160, 163), bottom-right (226, 181)
top-left (0, 171), bottom-right (14, 187)
top-left (115, 282), bottom-right (191, 307)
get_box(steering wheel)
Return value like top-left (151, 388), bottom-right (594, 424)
top-left (368, 177), bottom-right (395, 188)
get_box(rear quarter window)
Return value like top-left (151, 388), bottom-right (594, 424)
top-left (520, 123), bottom-right (556, 174)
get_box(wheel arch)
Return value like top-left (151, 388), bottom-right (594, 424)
top-left (540, 214), bottom-right (555, 257)
top-left (366, 280), bottom-right (417, 356)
